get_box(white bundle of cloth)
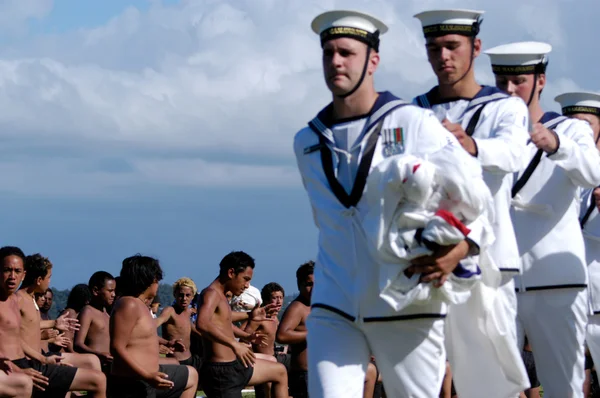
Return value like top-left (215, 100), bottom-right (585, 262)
top-left (363, 146), bottom-right (497, 312)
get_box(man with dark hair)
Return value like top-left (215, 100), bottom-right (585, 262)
top-left (40, 289), bottom-right (53, 321)
top-left (0, 247), bottom-right (107, 397)
top-left (109, 254), bottom-right (198, 398)
top-left (411, 9), bottom-right (531, 397)
top-left (276, 261), bottom-right (314, 398)
top-left (59, 283), bottom-right (92, 354)
top-left (17, 254), bottom-right (102, 372)
top-left (197, 250), bottom-right (289, 397)
top-left (246, 282), bottom-right (286, 398)
top-left (75, 271), bottom-right (116, 373)
top-left (485, 43), bottom-right (600, 397)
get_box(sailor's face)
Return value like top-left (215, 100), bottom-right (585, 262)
top-left (426, 35), bottom-right (479, 85)
top-left (572, 113), bottom-right (600, 142)
top-left (495, 74), bottom-right (535, 103)
top-left (322, 38), bottom-right (371, 95)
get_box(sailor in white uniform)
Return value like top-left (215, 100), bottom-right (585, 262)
top-left (485, 42), bottom-right (600, 397)
top-left (294, 10), bottom-right (492, 398)
top-left (555, 92), bottom-right (600, 380)
top-left (412, 9), bottom-right (530, 398)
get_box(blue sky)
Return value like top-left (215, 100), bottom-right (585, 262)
top-left (0, 0), bottom-right (597, 296)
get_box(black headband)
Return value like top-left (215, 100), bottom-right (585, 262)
top-left (562, 105), bottom-right (600, 117)
top-left (320, 26), bottom-right (381, 52)
top-left (491, 62), bottom-right (547, 76)
top-left (422, 20), bottom-right (480, 38)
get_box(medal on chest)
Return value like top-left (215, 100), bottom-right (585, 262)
top-left (382, 127), bottom-right (405, 157)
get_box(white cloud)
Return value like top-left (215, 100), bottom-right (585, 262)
top-left (0, 0), bottom-right (596, 195)
top-left (0, 0), bottom-right (53, 34)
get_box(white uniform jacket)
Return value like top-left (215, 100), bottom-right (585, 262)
top-left (413, 86), bottom-right (530, 274)
top-left (293, 91), bottom-right (490, 321)
top-left (511, 112), bottom-right (600, 291)
top-left (581, 187), bottom-right (600, 313)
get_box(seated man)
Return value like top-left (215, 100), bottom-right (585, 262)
top-left (75, 271), bottom-right (116, 374)
top-left (109, 254), bottom-right (198, 398)
top-left (197, 251), bottom-right (289, 398)
top-left (0, 246), bottom-right (106, 397)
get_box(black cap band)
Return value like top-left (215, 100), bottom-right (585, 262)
top-left (562, 105), bottom-right (600, 116)
top-left (320, 26), bottom-right (381, 52)
top-left (422, 21), bottom-right (480, 38)
top-left (491, 62), bottom-right (547, 76)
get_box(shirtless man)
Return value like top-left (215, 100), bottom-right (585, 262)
top-left (197, 251), bottom-right (289, 398)
top-left (75, 271), bottom-right (116, 374)
top-left (109, 254), bottom-right (198, 398)
top-left (17, 254), bottom-right (101, 372)
top-left (155, 277), bottom-right (203, 376)
top-left (0, 246), bottom-right (107, 397)
top-left (59, 283), bottom-right (93, 353)
top-left (246, 283), bottom-right (286, 398)
top-left (276, 262), bottom-right (314, 398)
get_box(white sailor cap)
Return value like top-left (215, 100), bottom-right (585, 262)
top-left (555, 92), bottom-right (600, 117)
top-left (413, 9), bottom-right (484, 38)
top-left (311, 10), bottom-right (388, 52)
top-left (484, 41), bottom-right (551, 75)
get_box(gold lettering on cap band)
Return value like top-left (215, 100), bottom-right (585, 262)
top-left (562, 106), bottom-right (600, 116)
top-left (491, 64), bottom-right (537, 75)
top-left (422, 24), bottom-right (476, 38)
top-left (321, 26), bottom-right (369, 39)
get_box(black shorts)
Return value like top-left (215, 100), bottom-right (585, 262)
top-left (289, 370), bottom-right (308, 398)
top-left (587, 351), bottom-right (595, 371)
top-left (522, 350), bottom-right (541, 388)
top-left (179, 354), bottom-right (203, 388)
top-left (275, 353), bottom-right (291, 373)
top-left (108, 364), bottom-right (189, 398)
top-left (179, 354), bottom-right (203, 372)
top-left (199, 359), bottom-right (253, 398)
top-left (12, 357), bottom-right (77, 397)
top-left (41, 349), bottom-right (62, 357)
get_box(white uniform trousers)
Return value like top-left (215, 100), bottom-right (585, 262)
top-left (306, 307), bottom-right (446, 398)
top-left (446, 277), bottom-right (527, 398)
top-left (516, 288), bottom-right (588, 398)
top-left (586, 314), bottom-right (600, 372)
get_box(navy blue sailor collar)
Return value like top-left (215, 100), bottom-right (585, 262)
top-left (310, 91), bottom-right (408, 144)
top-left (418, 85), bottom-right (507, 112)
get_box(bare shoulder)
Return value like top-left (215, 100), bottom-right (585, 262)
top-left (112, 297), bottom-right (142, 315)
top-left (199, 287), bottom-right (221, 305)
top-left (62, 308), bottom-right (77, 318)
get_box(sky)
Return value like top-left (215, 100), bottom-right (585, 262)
top-left (0, 0), bottom-right (597, 296)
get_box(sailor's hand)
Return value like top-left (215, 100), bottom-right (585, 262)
top-left (593, 188), bottom-right (600, 212)
top-left (233, 342), bottom-right (256, 368)
top-left (408, 240), bottom-right (470, 287)
top-left (442, 119), bottom-right (477, 156)
top-left (530, 123), bottom-right (559, 154)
